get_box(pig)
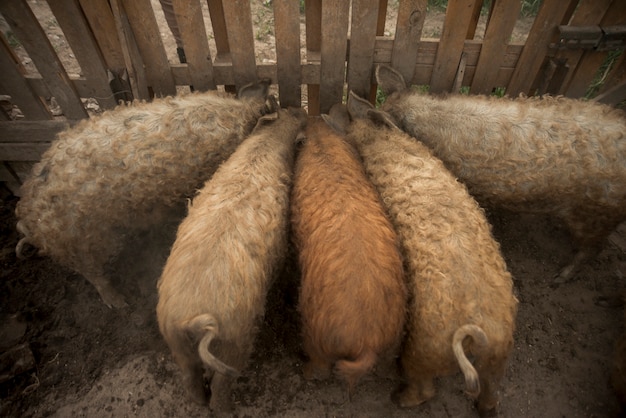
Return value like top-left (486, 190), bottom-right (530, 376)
top-left (323, 92), bottom-right (518, 416)
top-left (15, 80), bottom-right (273, 308)
top-left (290, 117), bottom-right (407, 394)
top-left (156, 106), bottom-right (307, 412)
top-left (376, 64), bottom-right (626, 283)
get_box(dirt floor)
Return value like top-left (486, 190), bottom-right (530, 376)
top-left (1, 180), bottom-right (625, 418)
top-left (1, 1), bottom-right (626, 417)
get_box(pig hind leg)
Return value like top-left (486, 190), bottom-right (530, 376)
top-left (555, 210), bottom-right (621, 283)
top-left (79, 264), bottom-right (127, 308)
top-left (393, 344), bottom-right (437, 408)
top-left (207, 340), bottom-right (248, 413)
top-left (302, 337), bottom-right (333, 381)
top-left (168, 338), bottom-right (208, 404)
top-left (473, 352), bottom-right (509, 417)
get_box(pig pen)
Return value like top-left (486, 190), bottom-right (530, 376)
top-left (0, 178), bottom-right (625, 417)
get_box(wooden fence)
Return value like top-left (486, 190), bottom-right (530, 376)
top-left (0, 0), bottom-right (625, 193)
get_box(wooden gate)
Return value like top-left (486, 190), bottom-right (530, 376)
top-left (0, 0), bottom-right (625, 193)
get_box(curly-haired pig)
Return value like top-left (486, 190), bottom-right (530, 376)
top-left (290, 117), bottom-right (407, 395)
top-left (156, 106), bottom-right (307, 413)
top-left (324, 92), bottom-right (518, 416)
top-left (376, 64), bottom-right (626, 283)
top-left (15, 80), bottom-right (273, 308)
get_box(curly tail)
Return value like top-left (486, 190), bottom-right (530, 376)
top-left (335, 349), bottom-right (378, 395)
top-left (452, 324), bottom-right (489, 398)
top-left (15, 221), bottom-right (32, 259)
top-left (185, 314), bottom-right (239, 377)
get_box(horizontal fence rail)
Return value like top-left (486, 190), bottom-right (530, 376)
top-left (0, 0), bottom-right (625, 192)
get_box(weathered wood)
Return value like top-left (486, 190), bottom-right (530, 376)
top-left (47, 0), bottom-right (117, 109)
top-left (0, 0), bottom-right (87, 119)
top-left (466, 0), bottom-right (484, 39)
top-left (348, 0), bottom-right (380, 99)
top-left (79, 0), bottom-right (126, 70)
top-left (0, 120), bottom-right (75, 143)
top-left (110, 0), bottom-right (150, 100)
top-left (565, 1), bottom-right (626, 98)
top-left (430, 0), bottom-right (478, 93)
top-left (555, 0), bottom-right (612, 95)
top-left (471, 0), bottom-right (521, 94)
top-left (0, 34), bottom-right (50, 120)
top-left (391, 0), bottom-right (427, 84)
top-left (273, 0), bottom-right (302, 107)
top-left (599, 51), bottom-right (626, 95)
top-left (222, 0), bottom-right (257, 89)
top-left (594, 79), bottom-right (626, 105)
top-left (171, 0), bottom-right (215, 91)
top-left (305, 0), bottom-right (322, 115)
top-left (507, 0), bottom-right (578, 96)
top-left (319, 1), bottom-right (350, 114)
top-left (121, 0), bottom-right (176, 97)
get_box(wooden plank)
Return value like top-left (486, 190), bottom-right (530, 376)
top-left (273, 0), bottom-right (302, 107)
top-left (565, 1), bottom-right (626, 98)
top-left (594, 79), bottom-right (626, 105)
top-left (507, 0), bottom-right (578, 96)
top-left (110, 0), bottom-right (150, 100)
top-left (171, 0), bottom-right (215, 91)
top-left (305, 0), bottom-right (322, 115)
top-left (555, 0), bottom-right (612, 95)
top-left (0, 143), bottom-right (52, 161)
top-left (0, 0), bottom-right (87, 119)
top-left (429, 0), bottom-right (478, 93)
top-left (47, 0), bottom-right (117, 109)
top-left (221, 0), bottom-right (257, 90)
top-left (207, 0), bottom-right (231, 57)
top-left (347, 0), bottom-right (380, 99)
top-left (599, 52), bottom-right (626, 95)
top-left (78, 0), bottom-right (126, 70)
top-left (319, 0), bottom-right (350, 114)
top-left (470, 0), bottom-right (521, 94)
top-left (121, 0), bottom-right (176, 97)
top-left (82, 3), bottom-right (120, 74)
top-left (391, 0), bottom-right (427, 84)
top-left (0, 34), bottom-right (51, 120)
top-left (0, 120), bottom-right (75, 143)
top-left (465, 0), bottom-right (483, 39)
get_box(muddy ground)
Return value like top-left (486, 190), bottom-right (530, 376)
top-left (1, 181), bottom-right (625, 418)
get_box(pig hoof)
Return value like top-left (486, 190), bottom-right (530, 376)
top-left (101, 292), bottom-right (128, 309)
top-left (477, 402), bottom-right (497, 417)
top-left (302, 362), bottom-right (331, 381)
top-left (391, 385), bottom-right (433, 408)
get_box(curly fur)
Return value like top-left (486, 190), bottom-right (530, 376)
top-left (377, 64), bottom-right (626, 282)
top-left (290, 118), bottom-right (407, 393)
top-left (15, 82), bottom-right (272, 308)
top-left (342, 93), bottom-right (518, 416)
top-left (156, 107), bottom-right (306, 413)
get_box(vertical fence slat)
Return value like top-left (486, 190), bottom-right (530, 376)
top-left (121, 0), bottom-right (176, 97)
top-left (429, 0), bottom-right (478, 93)
top-left (391, 0), bottom-right (427, 84)
top-left (171, 0), bottom-right (215, 91)
top-left (222, 0), bottom-right (257, 90)
top-left (564, 0), bottom-right (626, 98)
top-left (110, 0), bottom-right (150, 100)
top-left (506, 0), bottom-right (578, 96)
top-left (348, 0), bottom-right (380, 99)
top-left (206, 0), bottom-right (235, 92)
top-left (0, 0), bottom-right (87, 119)
top-left (273, 0), bottom-right (302, 107)
top-left (470, 0), bottom-right (521, 94)
top-left (78, 0), bottom-right (126, 70)
top-left (305, 0), bottom-right (321, 115)
top-left (47, 0), bottom-right (117, 109)
top-left (319, 0), bottom-right (350, 114)
top-left (555, 0), bottom-right (613, 96)
top-left (0, 34), bottom-right (51, 120)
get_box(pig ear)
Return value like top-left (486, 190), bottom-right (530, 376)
top-left (375, 65), bottom-right (406, 96)
top-left (367, 109), bottom-right (401, 131)
top-left (321, 103), bottom-right (349, 134)
top-left (238, 78), bottom-right (271, 99)
top-left (253, 111), bottom-right (279, 130)
top-left (346, 91), bottom-right (374, 120)
top-left (264, 95), bottom-right (279, 114)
